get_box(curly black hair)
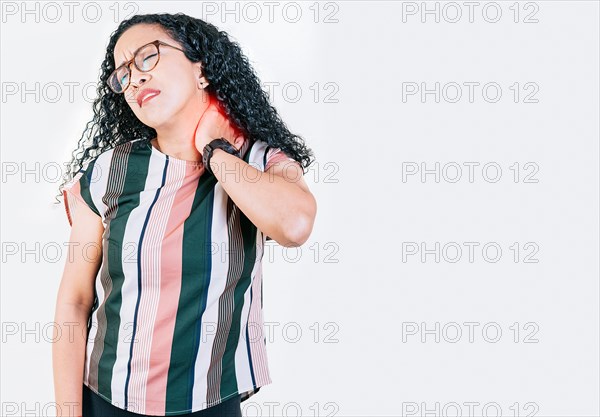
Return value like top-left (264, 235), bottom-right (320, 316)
top-left (54, 12), bottom-right (314, 204)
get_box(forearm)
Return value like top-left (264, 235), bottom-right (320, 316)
top-left (209, 149), bottom-right (314, 246)
top-left (52, 302), bottom-right (90, 417)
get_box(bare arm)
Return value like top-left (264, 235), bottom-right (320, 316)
top-left (209, 150), bottom-right (317, 247)
top-left (52, 202), bottom-right (104, 417)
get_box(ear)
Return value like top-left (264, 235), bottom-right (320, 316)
top-left (195, 61), bottom-right (203, 77)
top-left (195, 62), bottom-right (209, 88)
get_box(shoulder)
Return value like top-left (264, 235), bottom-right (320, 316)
top-left (63, 139), bottom-right (142, 213)
top-left (97, 138), bottom-right (146, 162)
top-left (87, 138), bottom-right (147, 178)
top-left (243, 139), bottom-right (298, 171)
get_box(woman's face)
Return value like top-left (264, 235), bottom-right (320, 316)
top-left (113, 24), bottom-right (206, 127)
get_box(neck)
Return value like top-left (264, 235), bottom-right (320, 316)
top-left (151, 95), bottom-right (211, 162)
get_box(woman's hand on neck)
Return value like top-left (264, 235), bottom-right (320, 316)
top-left (193, 95), bottom-right (245, 154)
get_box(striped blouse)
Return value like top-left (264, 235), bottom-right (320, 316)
top-left (62, 137), bottom-right (298, 416)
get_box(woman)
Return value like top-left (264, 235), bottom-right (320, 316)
top-left (53, 12), bottom-right (316, 417)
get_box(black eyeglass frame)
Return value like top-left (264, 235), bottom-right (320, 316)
top-left (108, 39), bottom-right (186, 94)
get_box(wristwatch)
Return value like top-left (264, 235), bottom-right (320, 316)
top-left (202, 138), bottom-right (240, 175)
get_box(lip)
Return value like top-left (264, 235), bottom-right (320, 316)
top-left (137, 89), bottom-right (161, 107)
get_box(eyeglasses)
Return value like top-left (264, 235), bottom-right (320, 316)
top-left (108, 40), bottom-right (186, 94)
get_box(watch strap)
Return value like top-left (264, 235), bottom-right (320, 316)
top-left (202, 138), bottom-right (240, 175)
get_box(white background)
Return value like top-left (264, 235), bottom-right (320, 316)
top-left (1, 1), bottom-right (598, 416)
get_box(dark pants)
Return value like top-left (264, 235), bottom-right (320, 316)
top-left (82, 384), bottom-right (242, 417)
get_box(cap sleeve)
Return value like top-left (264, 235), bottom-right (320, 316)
top-left (62, 165), bottom-right (101, 227)
top-left (264, 146), bottom-right (301, 173)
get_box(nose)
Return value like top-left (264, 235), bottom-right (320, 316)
top-left (128, 64), bottom-right (150, 91)
top-left (125, 73), bottom-right (149, 105)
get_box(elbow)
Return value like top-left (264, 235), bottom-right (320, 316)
top-left (282, 196), bottom-right (317, 248)
top-left (282, 218), bottom-right (311, 247)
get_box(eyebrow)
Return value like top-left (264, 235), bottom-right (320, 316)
top-left (115, 41), bottom-right (147, 68)
top-left (115, 51), bottom-right (134, 69)
top-left (114, 39), bottom-right (170, 68)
